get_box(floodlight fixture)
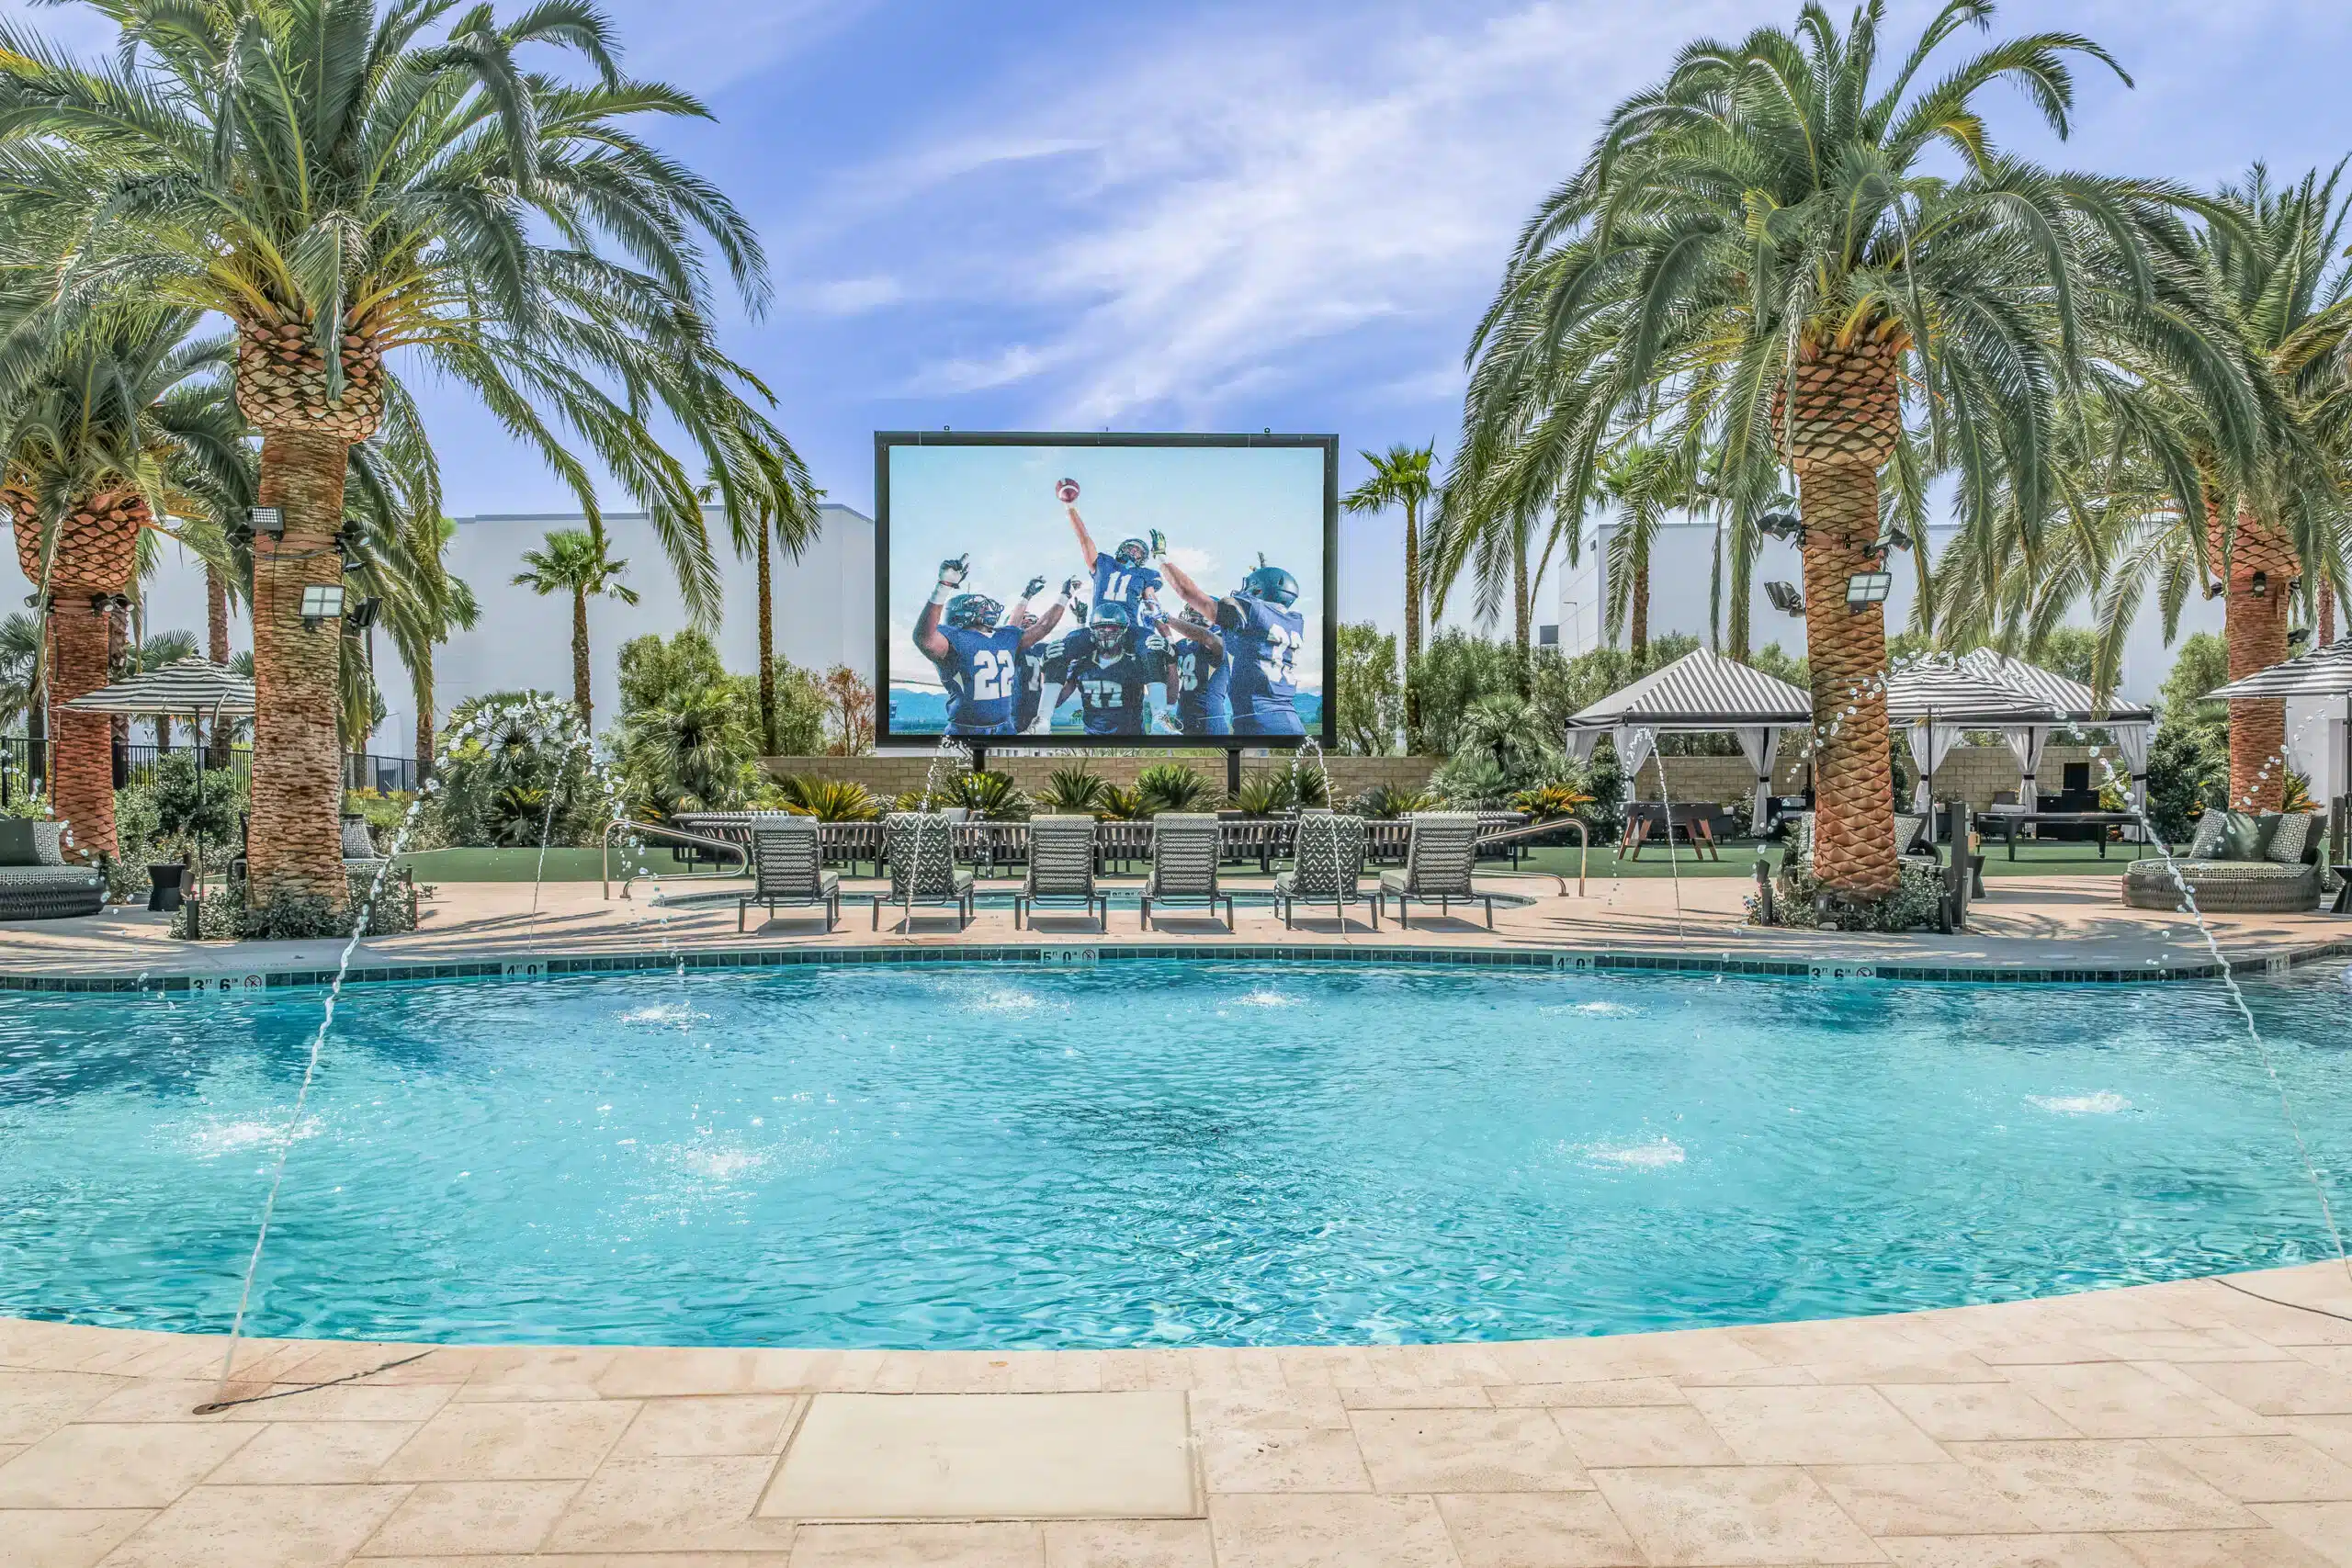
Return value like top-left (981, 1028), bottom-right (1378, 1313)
top-left (346, 596), bottom-right (380, 631)
top-left (2250, 570), bottom-right (2269, 599)
top-left (1763, 580), bottom-right (1804, 615)
top-left (2287, 623), bottom-right (2312, 649)
top-left (1845, 570), bottom-right (1894, 612)
top-left (1758, 510), bottom-right (1804, 543)
top-left (249, 505), bottom-right (284, 537)
top-left (299, 583), bottom-right (345, 625)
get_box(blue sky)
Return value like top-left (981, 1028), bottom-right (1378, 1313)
top-left (15, 0), bottom-right (2352, 639)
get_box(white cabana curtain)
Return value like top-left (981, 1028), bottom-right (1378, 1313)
top-left (1566, 728), bottom-right (1604, 764)
top-left (1612, 725), bottom-right (1657, 784)
top-left (2003, 725), bottom-right (2046, 811)
top-left (1905, 721), bottom-right (1964, 810)
top-left (1732, 726), bottom-right (1781, 827)
top-left (2109, 722), bottom-right (2151, 813)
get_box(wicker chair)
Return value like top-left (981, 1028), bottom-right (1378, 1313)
top-left (1379, 811), bottom-right (1492, 929)
top-left (2121, 811), bottom-right (2322, 914)
top-left (1141, 813), bottom-right (1232, 931)
top-left (872, 812), bottom-right (975, 931)
top-left (0, 821), bottom-right (103, 920)
top-left (1015, 815), bottom-right (1107, 929)
top-left (739, 818), bottom-right (841, 931)
top-left (1273, 812), bottom-right (1376, 930)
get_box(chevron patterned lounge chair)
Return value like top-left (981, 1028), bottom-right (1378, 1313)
top-left (1273, 811), bottom-right (1377, 931)
top-left (873, 811), bottom-right (975, 931)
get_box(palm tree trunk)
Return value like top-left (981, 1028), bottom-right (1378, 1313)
top-left (247, 425), bottom-right (354, 907)
top-left (413, 650), bottom-right (435, 786)
top-left (2320, 579), bottom-right (2335, 647)
top-left (48, 600), bottom-right (115, 862)
top-left (206, 563), bottom-right (231, 769)
top-left (1511, 539), bottom-right (1532, 695)
top-left (1797, 461), bottom-right (1899, 900)
top-left (107, 602), bottom-right (127, 766)
top-left (1631, 549), bottom-right (1650, 662)
top-left (1402, 497), bottom-right (1423, 753)
top-left (756, 523), bottom-right (776, 755)
top-left (571, 587), bottom-right (593, 728)
top-left (2211, 500), bottom-right (2292, 811)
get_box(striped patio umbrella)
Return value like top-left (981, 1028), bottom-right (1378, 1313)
top-left (58, 657), bottom-right (254, 718)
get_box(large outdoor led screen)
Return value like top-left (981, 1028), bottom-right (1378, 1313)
top-left (876, 433), bottom-right (1336, 748)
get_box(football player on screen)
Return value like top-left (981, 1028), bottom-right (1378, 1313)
top-left (1158, 604), bottom-right (1233, 736)
top-left (1053, 603), bottom-right (1161, 736)
top-left (1058, 478), bottom-right (1164, 631)
top-left (1010, 577), bottom-right (1074, 733)
top-left (913, 557), bottom-right (1065, 737)
top-left (1157, 550), bottom-right (1306, 737)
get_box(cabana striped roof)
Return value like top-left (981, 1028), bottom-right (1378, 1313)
top-left (1959, 649), bottom-right (2153, 723)
top-left (1881, 660), bottom-right (2052, 723)
top-left (2210, 638), bottom-right (2352, 699)
top-left (1565, 648), bottom-right (1810, 729)
top-left (59, 658), bottom-right (254, 716)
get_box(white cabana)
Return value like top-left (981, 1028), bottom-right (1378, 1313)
top-left (1883, 661), bottom-right (2054, 813)
top-left (1564, 648), bottom-right (1813, 825)
top-left (2212, 639), bottom-right (2352, 818)
top-left (1958, 650), bottom-right (2155, 811)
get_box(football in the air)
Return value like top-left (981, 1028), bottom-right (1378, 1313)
top-left (1055, 478), bottom-right (1080, 502)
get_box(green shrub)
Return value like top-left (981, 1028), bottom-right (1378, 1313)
top-left (1136, 762), bottom-right (1210, 814)
top-left (1230, 769), bottom-right (1294, 817)
top-left (1758, 851), bottom-right (1942, 932)
top-left (949, 769), bottom-right (1031, 820)
top-left (1430, 755), bottom-right (1516, 809)
top-left (764, 774), bottom-right (879, 821)
top-left (1041, 766), bottom-right (1107, 813)
top-left (1352, 783), bottom-right (1438, 819)
top-left (1096, 784), bottom-right (1148, 820)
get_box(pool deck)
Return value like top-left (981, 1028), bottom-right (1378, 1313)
top-left (2, 1263), bottom-right (2348, 1566)
top-left (5, 871), bottom-right (2347, 985)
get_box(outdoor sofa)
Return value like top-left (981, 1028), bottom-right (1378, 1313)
top-left (2121, 810), bottom-right (2322, 914)
top-left (0, 819), bottom-right (104, 920)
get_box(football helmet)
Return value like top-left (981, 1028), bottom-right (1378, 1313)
top-left (1090, 601), bottom-right (1133, 652)
top-left (1242, 554), bottom-right (1299, 606)
top-left (1114, 537), bottom-right (1150, 567)
top-left (944, 593), bottom-right (1002, 631)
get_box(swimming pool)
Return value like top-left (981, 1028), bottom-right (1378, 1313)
top-left (2, 959), bottom-right (2345, 1348)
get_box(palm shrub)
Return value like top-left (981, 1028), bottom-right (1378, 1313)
top-left (0, 0), bottom-right (797, 907)
top-left (1451, 0), bottom-right (2210, 907)
top-left (1096, 784), bottom-right (1148, 821)
top-left (1231, 769), bottom-right (1295, 818)
top-left (435, 694), bottom-right (599, 847)
top-left (1351, 783), bottom-right (1439, 819)
top-left (1041, 766), bottom-right (1108, 814)
top-left (766, 774), bottom-right (878, 822)
top-left (948, 770), bottom-right (1031, 821)
top-left (1430, 755), bottom-right (1516, 810)
top-left (1136, 762), bottom-right (1210, 814)
top-left (1511, 783), bottom-right (1593, 821)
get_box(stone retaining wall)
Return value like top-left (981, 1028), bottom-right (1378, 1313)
top-left (759, 753), bottom-right (1441, 801)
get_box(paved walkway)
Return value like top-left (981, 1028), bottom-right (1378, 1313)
top-left (3, 874), bottom-right (2347, 982)
top-left (3, 1264), bottom-right (2349, 1565)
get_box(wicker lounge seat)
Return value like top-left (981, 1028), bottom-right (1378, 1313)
top-left (2121, 810), bottom-right (2321, 913)
top-left (1273, 811), bottom-right (1376, 930)
top-left (872, 811), bottom-right (974, 931)
top-left (1379, 811), bottom-right (1492, 929)
top-left (1141, 814), bottom-right (1231, 931)
top-left (1014, 815), bottom-right (1106, 929)
top-left (0, 821), bottom-right (103, 920)
top-left (740, 818), bottom-right (840, 931)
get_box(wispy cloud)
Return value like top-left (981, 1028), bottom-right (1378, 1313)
top-left (812, 1), bottom-right (1746, 424)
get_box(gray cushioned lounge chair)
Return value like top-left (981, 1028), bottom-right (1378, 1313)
top-left (1273, 811), bottom-right (1376, 931)
top-left (873, 811), bottom-right (975, 930)
top-left (1014, 815), bottom-right (1106, 929)
top-left (1141, 813), bottom-right (1232, 931)
top-left (2121, 810), bottom-right (2322, 914)
top-left (0, 821), bottom-right (103, 919)
top-left (740, 818), bottom-right (840, 931)
top-left (1379, 811), bottom-right (1492, 929)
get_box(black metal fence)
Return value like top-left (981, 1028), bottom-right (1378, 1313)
top-left (1, 735), bottom-right (417, 803)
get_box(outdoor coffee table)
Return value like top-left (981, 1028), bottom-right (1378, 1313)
top-left (1973, 809), bottom-right (2144, 861)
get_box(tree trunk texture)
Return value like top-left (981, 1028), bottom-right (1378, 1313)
top-left (757, 525), bottom-right (776, 755)
top-left (1511, 545), bottom-right (1532, 695)
top-left (1402, 498), bottom-right (1423, 753)
top-left (247, 425), bottom-right (355, 907)
top-left (1631, 553), bottom-right (1650, 661)
top-left (413, 654), bottom-right (435, 785)
top-left (2210, 500), bottom-right (2295, 812)
top-left (1781, 333), bottom-right (1905, 902)
top-left (206, 564), bottom-right (231, 769)
top-left (107, 604), bottom-right (128, 761)
top-left (47, 602), bottom-right (115, 862)
top-left (2319, 580), bottom-right (2335, 647)
top-left (571, 589), bottom-right (593, 728)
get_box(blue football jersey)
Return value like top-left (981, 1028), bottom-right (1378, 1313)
top-left (1221, 594), bottom-right (1306, 736)
top-left (1091, 551), bottom-right (1162, 629)
top-left (937, 625), bottom-right (1023, 733)
top-left (1014, 638), bottom-right (1053, 731)
top-left (1172, 635), bottom-right (1233, 736)
top-left (1071, 646), bottom-right (1159, 736)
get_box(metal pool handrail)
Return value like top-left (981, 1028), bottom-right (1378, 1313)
top-left (1473, 816), bottom-right (1587, 896)
top-left (603, 819), bottom-right (751, 899)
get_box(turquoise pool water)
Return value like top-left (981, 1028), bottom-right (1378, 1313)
top-left (1, 960), bottom-right (2346, 1348)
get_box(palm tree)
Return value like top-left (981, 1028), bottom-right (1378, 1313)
top-left (706, 444), bottom-right (823, 757)
top-left (0, 305), bottom-right (243, 857)
top-left (1454, 0), bottom-right (2219, 902)
top-left (1, 0), bottom-right (794, 905)
top-left (514, 528), bottom-right (639, 728)
top-left (2067, 167), bottom-right (2352, 808)
top-left (376, 513), bottom-right (477, 780)
top-left (1342, 442), bottom-right (1438, 750)
top-left (1593, 439), bottom-right (1700, 661)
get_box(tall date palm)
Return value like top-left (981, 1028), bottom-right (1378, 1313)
top-left (0, 0), bottom-right (793, 905)
top-left (1457, 0), bottom-right (2222, 901)
top-left (1342, 442), bottom-right (1437, 750)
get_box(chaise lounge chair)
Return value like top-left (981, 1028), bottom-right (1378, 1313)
top-left (2121, 810), bottom-right (2321, 914)
top-left (1141, 813), bottom-right (1232, 931)
top-left (873, 811), bottom-right (975, 931)
top-left (1014, 815), bottom-right (1107, 930)
top-left (1379, 811), bottom-right (1493, 929)
top-left (0, 820), bottom-right (104, 920)
top-left (740, 818), bottom-right (841, 931)
top-left (1273, 811), bottom-right (1377, 930)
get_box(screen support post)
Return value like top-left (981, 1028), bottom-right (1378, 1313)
top-left (1227, 747), bottom-right (1241, 799)
top-left (969, 743), bottom-right (988, 776)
